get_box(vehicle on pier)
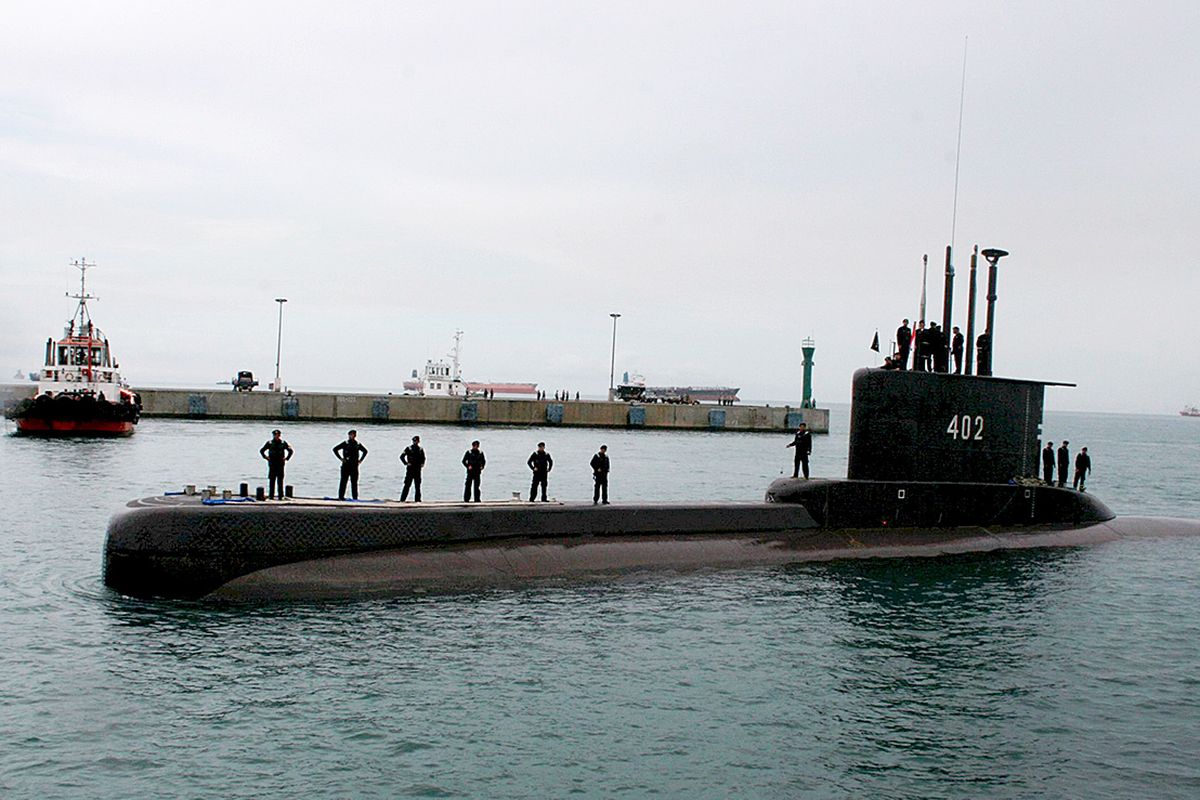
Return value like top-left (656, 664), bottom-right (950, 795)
top-left (7, 259), bottom-right (140, 436)
top-left (231, 371), bottom-right (259, 392)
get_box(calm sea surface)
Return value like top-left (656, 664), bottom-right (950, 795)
top-left (1, 407), bottom-right (1198, 799)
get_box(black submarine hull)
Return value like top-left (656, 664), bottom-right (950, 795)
top-left (102, 481), bottom-right (1199, 601)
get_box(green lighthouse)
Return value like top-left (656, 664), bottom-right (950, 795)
top-left (801, 337), bottom-right (816, 409)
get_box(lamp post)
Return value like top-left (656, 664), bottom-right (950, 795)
top-left (273, 297), bottom-right (287, 392)
top-left (608, 312), bottom-right (621, 401)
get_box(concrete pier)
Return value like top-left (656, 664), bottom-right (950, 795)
top-left (130, 388), bottom-right (829, 433)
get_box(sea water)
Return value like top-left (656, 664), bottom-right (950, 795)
top-left (1, 408), bottom-right (1198, 799)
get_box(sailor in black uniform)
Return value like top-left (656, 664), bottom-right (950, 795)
top-left (927, 323), bottom-right (941, 372)
top-left (913, 321), bottom-right (928, 371)
top-left (259, 429), bottom-right (293, 500)
top-left (1073, 447), bottom-right (1091, 491)
top-left (462, 440), bottom-right (485, 502)
top-left (786, 423), bottom-right (813, 479)
top-left (896, 319), bottom-right (912, 370)
top-left (527, 441), bottom-right (554, 501)
top-left (952, 326), bottom-right (964, 374)
top-left (400, 435), bottom-right (425, 502)
top-left (1042, 441), bottom-right (1055, 484)
top-left (590, 445), bottom-right (610, 504)
top-left (333, 429), bottom-right (368, 500)
top-left (1057, 441), bottom-right (1070, 488)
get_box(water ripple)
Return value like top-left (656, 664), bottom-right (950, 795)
top-left (2, 417), bottom-right (1199, 798)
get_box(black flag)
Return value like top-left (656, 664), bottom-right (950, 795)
top-left (870, 331), bottom-right (880, 352)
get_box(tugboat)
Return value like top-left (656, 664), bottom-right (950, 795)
top-left (7, 258), bottom-right (140, 436)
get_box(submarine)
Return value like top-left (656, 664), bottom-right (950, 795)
top-left (103, 248), bottom-right (1200, 600)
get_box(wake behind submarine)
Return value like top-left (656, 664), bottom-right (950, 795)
top-left (103, 250), bottom-right (1200, 600)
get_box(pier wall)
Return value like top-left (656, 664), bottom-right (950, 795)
top-left (133, 388), bottom-right (830, 433)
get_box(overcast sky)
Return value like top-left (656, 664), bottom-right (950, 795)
top-left (2, 1), bottom-right (1196, 412)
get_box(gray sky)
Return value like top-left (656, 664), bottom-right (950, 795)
top-left (2, 1), bottom-right (1197, 412)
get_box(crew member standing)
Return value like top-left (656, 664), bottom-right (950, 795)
top-left (527, 441), bottom-right (554, 502)
top-left (929, 323), bottom-right (947, 373)
top-left (259, 429), bottom-right (293, 500)
top-left (913, 321), bottom-right (927, 371)
top-left (896, 319), bottom-right (912, 370)
top-left (786, 423), bottom-right (813, 479)
top-left (1073, 447), bottom-right (1091, 491)
top-left (952, 326), bottom-right (964, 374)
top-left (462, 440), bottom-right (485, 502)
top-left (590, 444), bottom-right (610, 505)
top-left (1057, 441), bottom-right (1070, 488)
top-left (333, 429), bottom-right (368, 500)
top-left (400, 435), bottom-right (426, 502)
top-left (1042, 441), bottom-right (1055, 484)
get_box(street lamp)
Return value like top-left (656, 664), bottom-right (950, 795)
top-left (608, 313), bottom-right (621, 401)
top-left (273, 297), bottom-right (287, 391)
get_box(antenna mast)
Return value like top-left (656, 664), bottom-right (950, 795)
top-left (68, 257), bottom-right (98, 331)
top-left (949, 36), bottom-right (969, 252)
top-left (450, 330), bottom-right (464, 382)
top-left (919, 253), bottom-right (928, 323)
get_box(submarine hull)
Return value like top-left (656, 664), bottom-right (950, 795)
top-left (101, 483), bottom-right (1193, 601)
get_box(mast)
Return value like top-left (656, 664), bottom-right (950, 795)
top-left (67, 258), bottom-right (98, 335)
top-left (450, 330), bottom-right (463, 383)
top-left (940, 245), bottom-right (954, 371)
top-left (919, 254), bottom-right (928, 325)
top-left (964, 245), bottom-right (979, 374)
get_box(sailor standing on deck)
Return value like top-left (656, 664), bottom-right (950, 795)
top-left (590, 445), bottom-right (610, 505)
top-left (896, 319), bottom-right (912, 370)
top-left (527, 442), bottom-right (553, 502)
top-left (1073, 447), bottom-right (1092, 491)
top-left (929, 323), bottom-right (948, 373)
top-left (914, 321), bottom-right (929, 371)
top-left (1042, 442), bottom-right (1055, 484)
top-left (952, 326), bottom-right (965, 375)
top-left (259, 429), bottom-right (293, 500)
top-left (399, 435), bottom-right (425, 502)
top-left (333, 429), bottom-right (368, 500)
top-left (462, 440), bottom-right (485, 502)
top-left (1057, 441), bottom-right (1070, 488)
top-left (787, 423), bottom-right (813, 479)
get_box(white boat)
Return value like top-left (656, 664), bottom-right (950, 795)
top-left (403, 331), bottom-right (467, 397)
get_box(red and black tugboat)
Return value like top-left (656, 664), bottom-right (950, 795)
top-left (7, 258), bottom-right (141, 436)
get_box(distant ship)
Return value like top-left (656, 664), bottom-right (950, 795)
top-left (616, 373), bottom-right (739, 404)
top-left (6, 259), bottom-right (141, 436)
top-left (401, 331), bottom-right (537, 397)
top-left (1182, 405), bottom-right (1200, 417)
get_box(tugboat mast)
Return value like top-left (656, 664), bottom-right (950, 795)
top-left (67, 258), bottom-right (98, 334)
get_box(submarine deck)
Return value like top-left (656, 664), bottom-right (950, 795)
top-left (101, 483), bottom-right (1200, 601)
